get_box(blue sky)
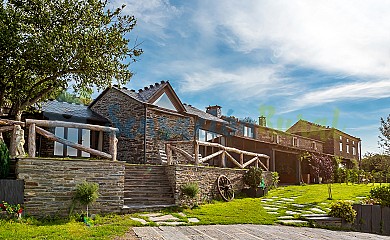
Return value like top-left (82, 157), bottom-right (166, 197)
top-left (107, 0), bottom-right (390, 155)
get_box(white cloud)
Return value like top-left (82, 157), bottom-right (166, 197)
top-left (194, 0), bottom-right (390, 77)
top-left (181, 65), bottom-right (296, 99)
top-left (109, 0), bottom-right (179, 39)
top-left (285, 80), bottom-right (390, 112)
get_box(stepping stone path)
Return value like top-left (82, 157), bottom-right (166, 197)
top-left (291, 204), bottom-right (306, 208)
top-left (310, 208), bottom-right (326, 213)
top-left (133, 212), bottom-right (200, 226)
top-left (130, 217), bottom-right (148, 225)
top-left (277, 216), bottom-right (295, 219)
top-left (278, 219), bottom-right (308, 225)
top-left (259, 193), bottom-right (330, 225)
top-left (263, 206), bottom-right (279, 211)
top-left (285, 210), bottom-right (299, 215)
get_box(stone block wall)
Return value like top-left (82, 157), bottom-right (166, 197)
top-left (145, 108), bottom-right (195, 164)
top-left (166, 165), bottom-right (273, 206)
top-left (91, 88), bottom-right (146, 163)
top-left (17, 158), bottom-right (125, 218)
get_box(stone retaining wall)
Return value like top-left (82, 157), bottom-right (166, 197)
top-left (17, 158), bottom-right (125, 218)
top-left (166, 165), bottom-right (272, 205)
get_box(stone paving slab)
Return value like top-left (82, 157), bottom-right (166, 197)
top-left (130, 217), bottom-right (148, 225)
top-left (149, 214), bottom-right (179, 222)
top-left (134, 224), bottom-right (390, 240)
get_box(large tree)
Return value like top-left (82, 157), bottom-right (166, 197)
top-left (0, 0), bottom-right (142, 120)
top-left (379, 114), bottom-right (390, 153)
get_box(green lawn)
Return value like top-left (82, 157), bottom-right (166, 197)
top-left (0, 183), bottom-right (383, 239)
top-left (0, 215), bottom-right (142, 240)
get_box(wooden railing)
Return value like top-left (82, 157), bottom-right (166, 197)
top-left (165, 140), bottom-right (270, 171)
top-left (26, 119), bottom-right (119, 161)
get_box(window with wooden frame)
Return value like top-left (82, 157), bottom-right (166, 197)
top-left (54, 127), bottom-right (91, 157)
top-left (292, 137), bottom-right (299, 147)
top-left (311, 141), bottom-right (317, 150)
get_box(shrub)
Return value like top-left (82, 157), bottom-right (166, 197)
top-left (0, 142), bottom-right (10, 179)
top-left (271, 172), bottom-right (279, 189)
top-left (370, 185), bottom-right (390, 206)
top-left (72, 182), bottom-right (99, 216)
top-left (243, 167), bottom-right (263, 189)
top-left (329, 200), bottom-right (357, 223)
top-left (181, 182), bottom-right (199, 199)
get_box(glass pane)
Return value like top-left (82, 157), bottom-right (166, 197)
top-left (54, 127), bottom-right (64, 156)
top-left (67, 128), bottom-right (78, 156)
top-left (153, 93), bottom-right (177, 111)
top-left (81, 129), bottom-right (90, 157)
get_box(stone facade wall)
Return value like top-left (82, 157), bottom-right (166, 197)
top-left (145, 108), bottom-right (195, 164)
top-left (166, 165), bottom-right (272, 205)
top-left (91, 88), bottom-right (146, 163)
top-left (17, 158), bottom-right (125, 218)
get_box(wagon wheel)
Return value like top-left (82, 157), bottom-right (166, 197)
top-left (217, 175), bottom-right (234, 201)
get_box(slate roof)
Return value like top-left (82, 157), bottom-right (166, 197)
top-left (183, 104), bottom-right (227, 123)
top-left (40, 100), bottom-right (108, 122)
top-left (114, 81), bottom-right (168, 103)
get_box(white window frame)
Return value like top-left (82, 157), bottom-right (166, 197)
top-left (311, 141), bottom-right (317, 150)
top-left (339, 142), bottom-right (343, 152)
top-left (346, 144), bottom-right (350, 153)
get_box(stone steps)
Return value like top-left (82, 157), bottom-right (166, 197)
top-left (123, 165), bottom-right (175, 210)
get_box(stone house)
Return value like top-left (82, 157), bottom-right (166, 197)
top-left (27, 81), bottom-right (360, 184)
top-left (287, 120), bottom-right (361, 164)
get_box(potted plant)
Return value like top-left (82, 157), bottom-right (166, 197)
top-left (243, 167), bottom-right (267, 197)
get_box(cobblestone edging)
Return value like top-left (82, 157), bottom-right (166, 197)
top-left (17, 158), bottom-right (125, 217)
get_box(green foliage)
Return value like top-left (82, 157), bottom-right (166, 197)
top-left (243, 167), bottom-right (263, 189)
top-left (271, 171), bottom-right (279, 189)
top-left (329, 200), bottom-right (357, 223)
top-left (56, 90), bottom-right (92, 105)
top-left (71, 182), bottom-right (99, 216)
top-left (361, 153), bottom-right (390, 173)
top-left (74, 182), bottom-right (99, 206)
top-left (181, 182), bottom-right (199, 199)
top-left (0, 141), bottom-right (10, 178)
top-left (370, 185), bottom-right (390, 206)
top-left (0, 0), bottom-right (142, 119)
top-left (379, 114), bottom-right (390, 153)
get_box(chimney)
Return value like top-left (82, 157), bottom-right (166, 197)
top-left (206, 105), bottom-right (222, 118)
top-left (258, 115), bottom-right (266, 127)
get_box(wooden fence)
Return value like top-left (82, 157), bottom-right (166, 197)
top-left (0, 179), bottom-right (24, 204)
top-left (25, 119), bottom-right (119, 161)
top-left (165, 140), bottom-right (270, 171)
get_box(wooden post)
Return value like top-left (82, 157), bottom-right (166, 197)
top-left (194, 141), bottom-right (199, 166)
top-left (28, 124), bottom-right (36, 157)
top-left (255, 157), bottom-right (259, 168)
top-left (266, 157), bottom-right (270, 171)
top-left (109, 130), bottom-right (117, 161)
top-left (240, 153), bottom-right (244, 165)
top-left (220, 151), bottom-right (226, 168)
top-left (98, 131), bottom-right (103, 151)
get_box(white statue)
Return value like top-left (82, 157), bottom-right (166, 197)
top-left (14, 125), bottom-right (25, 157)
